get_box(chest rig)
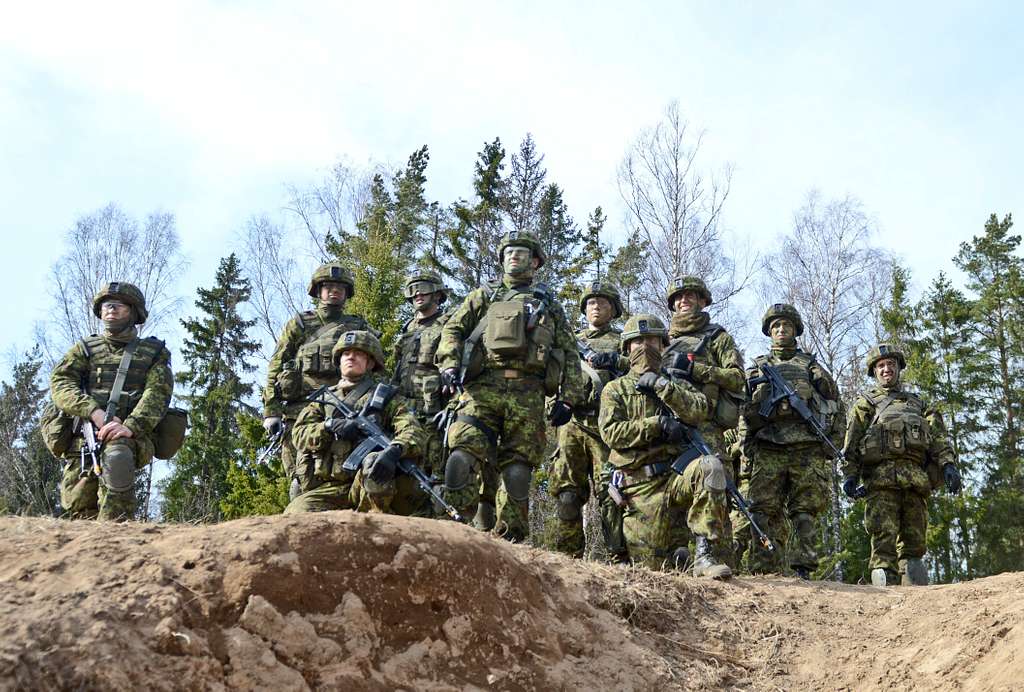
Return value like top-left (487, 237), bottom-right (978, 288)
top-left (292, 311), bottom-right (368, 393)
top-left (858, 388), bottom-right (931, 465)
top-left (82, 335), bottom-right (166, 421)
top-left (394, 311), bottom-right (451, 416)
top-left (750, 351), bottom-right (833, 445)
top-left (662, 323), bottom-right (740, 428)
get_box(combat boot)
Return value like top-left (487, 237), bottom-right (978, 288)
top-left (794, 566), bottom-right (811, 580)
top-left (473, 501), bottom-right (496, 531)
top-left (692, 536), bottom-right (732, 580)
top-left (870, 567), bottom-right (900, 587)
top-left (900, 558), bottom-right (929, 586)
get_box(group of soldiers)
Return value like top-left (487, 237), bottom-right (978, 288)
top-left (48, 230), bottom-right (964, 588)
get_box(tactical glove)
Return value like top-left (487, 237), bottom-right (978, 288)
top-left (589, 351), bottom-right (619, 371)
top-left (263, 416), bottom-right (283, 437)
top-left (673, 354), bottom-right (695, 380)
top-left (659, 415), bottom-right (685, 443)
top-left (324, 417), bottom-right (362, 441)
top-left (441, 368), bottom-right (461, 395)
top-left (943, 464), bottom-right (963, 495)
top-left (635, 372), bottom-right (669, 395)
top-left (842, 476), bottom-right (867, 500)
top-left (367, 444), bottom-right (401, 484)
top-left (548, 401), bottom-right (573, 427)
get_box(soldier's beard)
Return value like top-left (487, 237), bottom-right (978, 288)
top-left (628, 344), bottom-right (662, 374)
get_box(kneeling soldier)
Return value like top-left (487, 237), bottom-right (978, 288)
top-left (285, 331), bottom-right (423, 514)
top-left (599, 314), bottom-right (732, 578)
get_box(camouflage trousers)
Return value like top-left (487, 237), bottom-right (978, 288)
top-left (60, 437), bottom-right (151, 521)
top-left (444, 373), bottom-right (547, 542)
top-left (864, 487), bottom-right (928, 575)
top-left (285, 457), bottom-right (430, 517)
top-left (548, 416), bottom-right (626, 560)
top-left (283, 477), bottom-right (355, 514)
top-left (746, 443), bottom-right (830, 574)
top-left (617, 456), bottom-right (730, 571)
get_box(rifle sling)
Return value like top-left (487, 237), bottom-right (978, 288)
top-left (106, 339), bottom-right (140, 422)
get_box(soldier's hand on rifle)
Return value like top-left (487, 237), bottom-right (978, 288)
top-left (635, 372), bottom-right (669, 395)
top-left (89, 408), bottom-right (107, 429)
top-left (588, 351), bottom-right (618, 371)
top-left (324, 417), bottom-right (361, 441)
top-left (263, 416), bottom-right (283, 437)
top-left (658, 415), bottom-right (685, 443)
top-left (367, 444), bottom-right (401, 484)
top-left (441, 368), bottom-right (460, 395)
top-left (943, 464), bottom-right (963, 495)
top-left (98, 419), bottom-right (133, 442)
top-left (842, 476), bottom-right (867, 500)
top-left (548, 401), bottom-right (573, 427)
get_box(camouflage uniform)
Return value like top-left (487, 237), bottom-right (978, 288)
top-left (285, 332), bottom-right (424, 515)
top-left (392, 272), bottom-right (452, 517)
top-left (437, 231), bottom-right (585, 542)
top-left (599, 314), bottom-right (732, 577)
top-left (661, 276), bottom-right (746, 562)
top-left (741, 304), bottom-right (844, 576)
top-left (843, 344), bottom-right (958, 587)
top-left (50, 283), bottom-right (173, 520)
top-left (549, 282), bottom-right (627, 559)
top-left (262, 264), bottom-right (370, 492)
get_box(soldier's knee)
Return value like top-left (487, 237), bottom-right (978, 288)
top-left (100, 443), bottom-right (136, 493)
top-left (699, 455), bottom-right (727, 492)
top-left (501, 463), bottom-right (532, 503)
top-left (557, 489), bottom-right (582, 521)
top-left (444, 449), bottom-right (477, 491)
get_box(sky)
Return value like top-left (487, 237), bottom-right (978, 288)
top-left (2, 1), bottom-right (1022, 377)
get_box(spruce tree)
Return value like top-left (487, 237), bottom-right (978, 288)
top-left (505, 133), bottom-right (546, 234)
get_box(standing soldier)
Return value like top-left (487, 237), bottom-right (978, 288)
top-left (392, 271), bottom-right (452, 517)
top-left (740, 304), bottom-right (844, 578)
top-left (842, 344), bottom-right (962, 587)
top-left (549, 280), bottom-right (628, 560)
top-left (436, 231), bottom-right (585, 542)
top-left (49, 282), bottom-right (173, 520)
top-left (285, 331), bottom-right (423, 514)
top-left (599, 314), bottom-right (732, 578)
top-left (262, 263), bottom-right (371, 499)
top-left (660, 275), bottom-right (746, 562)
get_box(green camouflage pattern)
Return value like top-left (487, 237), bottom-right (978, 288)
top-left (578, 280), bottom-right (624, 318)
top-left (393, 310), bottom-right (453, 420)
top-left (723, 427), bottom-right (751, 566)
top-left (864, 487), bottom-right (928, 574)
top-left (498, 230), bottom-right (546, 267)
top-left (285, 374), bottom-right (424, 515)
top-left (306, 262), bottom-right (355, 298)
top-left (331, 330), bottom-right (386, 371)
top-left (50, 333), bottom-right (172, 520)
top-left (760, 302), bottom-right (804, 336)
top-left (745, 350), bottom-right (844, 447)
top-left (865, 343), bottom-right (906, 372)
top-left (92, 282), bottom-right (149, 324)
top-left (666, 275), bottom-right (713, 310)
top-left (664, 313), bottom-right (746, 425)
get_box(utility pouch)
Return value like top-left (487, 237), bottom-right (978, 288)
top-left (40, 402), bottom-right (77, 458)
top-left (905, 418), bottom-right (929, 452)
top-left (276, 361), bottom-right (304, 401)
top-left (483, 301), bottom-right (528, 358)
top-left (859, 425), bottom-right (886, 463)
top-left (543, 348), bottom-right (565, 397)
top-left (153, 408), bottom-right (188, 460)
top-left (713, 389), bottom-right (742, 429)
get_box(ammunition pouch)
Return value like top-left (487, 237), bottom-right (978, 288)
top-left (40, 402), bottom-right (77, 458)
top-left (483, 301), bottom-right (528, 358)
top-left (276, 361), bottom-right (304, 401)
top-left (152, 408), bottom-right (188, 460)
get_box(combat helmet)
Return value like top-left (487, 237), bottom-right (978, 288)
top-left (761, 303), bottom-right (804, 336)
top-left (403, 271), bottom-right (447, 304)
top-left (579, 280), bottom-right (624, 318)
top-left (92, 282), bottom-right (148, 325)
top-left (866, 343), bottom-right (906, 373)
top-left (307, 263), bottom-right (355, 299)
top-left (497, 230), bottom-right (546, 268)
top-left (666, 275), bottom-right (713, 312)
top-left (619, 314), bottom-right (670, 354)
top-left (331, 330), bottom-right (385, 371)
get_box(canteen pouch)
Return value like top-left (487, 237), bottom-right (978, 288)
top-left (276, 360), bottom-right (304, 401)
top-left (483, 301), bottom-right (528, 358)
top-left (153, 407), bottom-right (189, 460)
top-left (713, 389), bottom-right (743, 429)
top-left (40, 401), bottom-right (76, 458)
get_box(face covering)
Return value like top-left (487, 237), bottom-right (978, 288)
top-left (103, 315), bottom-right (135, 340)
top-left (669, 310), bottom-right (709, 337)
top-left (628, 342), bottom-right (663, 374)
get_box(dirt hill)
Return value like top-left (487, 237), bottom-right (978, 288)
top-left (0, 513), bottom-right (1019, 691)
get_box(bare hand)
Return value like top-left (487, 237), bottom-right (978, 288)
top-left (98, 420), bottom-right (133, 441)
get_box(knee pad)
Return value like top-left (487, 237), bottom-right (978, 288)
top-left (699, 455), bottom-right (727, 492)
top-left (501, 463), bottom-right (532, 504)
top-left (444, 449), bottom-right (476, 491)
top-left (556, 490), bottom-right (582, 521)
top-left (100, 444), bottom-right (136, 492)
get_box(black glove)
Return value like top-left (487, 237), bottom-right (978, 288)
top-left (441, 368), bottom-right (461, 395)
top-left (635, 372), bottom-right (669, 395)
top-left (675, 354), bottom-right (695, 380)
top-left (367, 444), bottom-right (401, 484)
top-left (589, 351), bottom-right (619, 371)
top-left (324, 417), bottom-right (362, 441)
top-left (659, 415), bottom-right (685, 443)
top-left (943, 464), bottom-right (963, 495)
top-left (842, 476), bottom-right (867, 500)
top-left (548, 401), bottom-right (573, 427)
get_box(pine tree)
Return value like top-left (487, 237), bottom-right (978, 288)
top-left (160, 254), bottom-right (260, 522)
top-left (607, 230), bottom-right (647, 319)
top-left (581, 206), bottom-right (610, 281)
top-left (505, 133), bottom-right (546, 234)
top-left (535, 183), bottom-right (584, 316)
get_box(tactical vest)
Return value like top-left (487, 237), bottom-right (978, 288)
top-left (286, 311), bottom-right (369, 399)
top-left (662, 323), bottom-right (740, 428)
top-left (577, 326), bottom-right (621, 412)
top-left (83, 335), bottom-right (167, 421)
top-left (394, 311), bottom-right (451, 417)
top-left (751, 351), bottom-right (835, 446)
top-left (305, 377), bottom-right (390, 485)
top-left (858, 388), bottom-right (931, 465)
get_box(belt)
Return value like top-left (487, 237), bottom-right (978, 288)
top-left (617, 461), bottom-right (672, 484)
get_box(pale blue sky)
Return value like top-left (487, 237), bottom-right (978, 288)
top-left (2, 1), bottom-right (1021, 375)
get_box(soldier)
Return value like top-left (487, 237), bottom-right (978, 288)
top-left (599, 314), bottom-right (732, 578)
top-left (660, 275), bottom-right (746, 563)
top-left (50, 282), bottom-right (173, 520)
top-left (392, 271), bottom-right (452, 517)
top-left (262, 263), bottom-right (371, 499)
top-left (436, 230), bottom-right (585, 542)
top-left (548, 280), bottom-right (628, 560)
top-left (842, 343), bottom-right (962, 587)
top-left (740, 304), bottom-right (844, 578)
top-left (285, 331), bottom-right (423, 514)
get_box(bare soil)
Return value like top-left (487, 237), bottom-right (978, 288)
top-left (0, 513), bottom-right (1019, 691)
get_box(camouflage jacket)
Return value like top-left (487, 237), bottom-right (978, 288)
top-left (599, 371), bottom-right (711, 471)
top-left (263, 305), bottom-right (370, 418)
top-left (435, 278), bottom-right (585, 407)
top-left (50, 331), bottom-right (173, 440)
top-left (392, 309), bottom-right (452, 418)
top-left (575, 325), bottom-right (626, 421)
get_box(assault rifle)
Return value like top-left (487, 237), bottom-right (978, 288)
top-left (637, 381), bottom-right (776, 552)
top-left (576, 339), bottom-right (625, 376)
top-left (79, 419), bottom-right (103, 478)
top-left (307, 385), bottom-right (463, 521)
top-left (747, 362), bottom-right (866, 498)
top-left (256, 423), bottom-right (286, 466)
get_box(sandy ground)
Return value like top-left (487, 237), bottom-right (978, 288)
top-left (0, 513), bottom-right (1019, 691)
